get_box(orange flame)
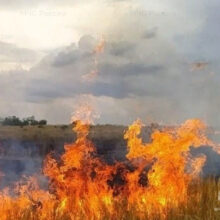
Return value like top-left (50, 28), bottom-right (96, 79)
top-left (0, 117), bottom-right (219, 219)
top-left (82, 37), bottom-right (105, 82)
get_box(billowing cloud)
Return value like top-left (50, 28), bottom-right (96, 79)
top-left (0, 0), bottom-right (220, 126)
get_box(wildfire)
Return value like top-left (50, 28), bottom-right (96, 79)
top-left (0, 112), bottom-right (218, 219)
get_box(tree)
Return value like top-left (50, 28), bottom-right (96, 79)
top-left (1, 116), bottom-right (48, 126)
top-left (2, 116), bottom-right (22, 126)
top-left (39, 120), bottom-right (47, 125)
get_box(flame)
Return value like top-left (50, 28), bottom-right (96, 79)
top-left (0, 36), bottom-right (218, 218)
top-left (94, 37), bottom-right (105, 54)
top-left (123, 119), bottom-right (212, 214)
top-left (82, 37), bottom-right (105, 82)
top-left (43, 118), bottom-right (219, 219)
top-left (0, 116), bottom-right (218, 219)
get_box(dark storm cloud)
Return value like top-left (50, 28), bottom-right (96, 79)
top-left (99, 63), bottom-right (163, 76)
top-left (24, 34), bottom-right (175, 102)
top-left (52, 36), bottom-right (97, 67)
top-left (27, 80), bottom-right (130, 101)
top-left (24, 34), bottom-right (188, 102)
top-left (52, 48), bottom-right (93, 67)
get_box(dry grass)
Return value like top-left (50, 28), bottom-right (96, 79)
top-left (0, 125), bottom-right (220, 219)
top-left (1, 178), bottom-right (220, 220)
top-left (0, 125), bottom-right (75, 141)
top-left (0, 124), bottom-right (126, 141)
top-left (0, 125), bottom-right (127, 158)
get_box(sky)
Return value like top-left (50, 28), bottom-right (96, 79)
top-left (0, 0), bottom-right (220, 125)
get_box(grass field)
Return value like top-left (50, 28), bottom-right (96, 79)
top-left (0, 124), bottom-right (126, 141)
top-left (0, 177), bottom-right (219, 220)
top-left (0, 124), bottom-right (127, 159)
top-left (0, 124), bottom-right (219, 219)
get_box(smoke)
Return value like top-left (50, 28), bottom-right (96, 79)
top-left (0, 0), bottom-right (219, 126)
top-left (0, 140), bottom-right (45, 188)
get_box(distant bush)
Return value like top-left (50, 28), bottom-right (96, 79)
top-left (39, 120), bottom-right (47, 126)
top-left (0, 116), bottom-right (47, 126)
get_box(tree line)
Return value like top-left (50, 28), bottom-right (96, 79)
top-left (0, 116), bottom-right (47, 126)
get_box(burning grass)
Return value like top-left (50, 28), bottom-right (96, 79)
top-left (0, 178), bottom-right (220, 220)
top-left (0, 118), bottom-right (219, 219)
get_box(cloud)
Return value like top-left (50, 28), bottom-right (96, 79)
top-left (0, 41), bottom-right (41, 71)
top-left (0, 0), bottom-right (220, 126)
top-left (24, 33), bottom-right (171, 99)
top-left (18, 30), bottom-right (220, 126)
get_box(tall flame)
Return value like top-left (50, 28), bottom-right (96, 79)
top-left (43, 118), bottom-right (219, 219)
top-left (0, 116), bottom-right (219, 219)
